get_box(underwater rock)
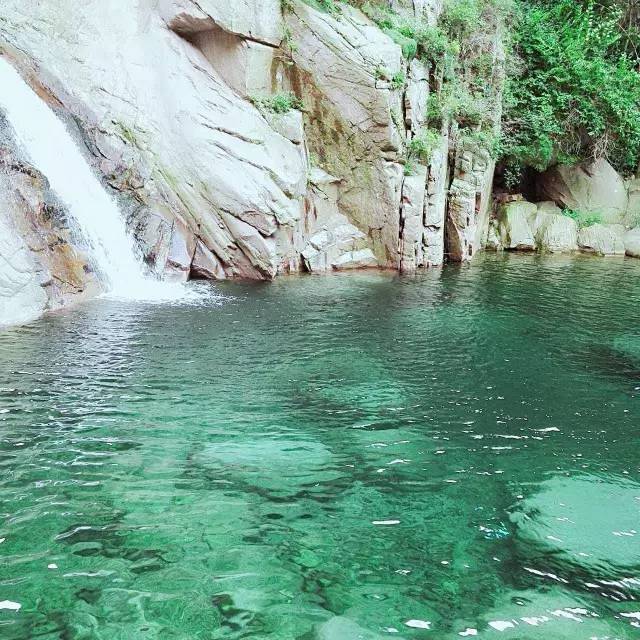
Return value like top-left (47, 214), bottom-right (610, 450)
top-left (511, 475), bottom-right (640, 580)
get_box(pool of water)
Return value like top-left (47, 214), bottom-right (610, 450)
top-left (0, 253), bottom-right (639, 639)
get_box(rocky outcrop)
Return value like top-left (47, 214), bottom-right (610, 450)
top-left (492, 198), bottom-right (634, 256)
top-left (0, 207), bottom-right (47, 327)
top-left (301, 169), bottom-right (376, 272)
top-left (537, 159), bottom-right (629, 224)
top-left (0, 144), bottom-right (97, 326)
top-left (446, 141), bottom-right (496, 261)
top-left (285, 1), bottom-right (405, 267)
top-left (0, 0), bottom-right (307, 286)
top-left (0, 0), bottom-right (512, 325)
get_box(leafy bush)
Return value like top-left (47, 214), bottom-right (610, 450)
top-left (304, 0), bottom-right (341, 14)
top-left (251, 93), bottom-right (304, 114)
top-left (391, 71), bottom-right (406, 90)
top-left (407, 128), bottom-right (441, 163)
top-left (562, 208), bottom-right (603, 228)
top-left (500, 0), bottom-right (640, 176)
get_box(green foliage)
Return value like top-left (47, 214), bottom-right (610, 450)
top-left (360, 1), bottom-right (464, 60)
top-left (562, 208), bottom-right (603, 228)
top-left (251, 92), bottom-right (304, 114)
top-left (500, 0), bottom-right (640, 176)
top-left (407, 128), bottom-right (441, 163)
top-left (282, 26), bottom-right (298, 54)
top-left (304, 0), bottom-right (341, 14)
top-left (391, 71), bottom-right (406, 90)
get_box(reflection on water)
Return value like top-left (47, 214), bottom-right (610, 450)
top-left (0, 253), bottom-right (639, 639)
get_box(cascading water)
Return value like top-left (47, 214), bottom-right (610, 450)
top-left (0, 57), bottom-right (192, 302)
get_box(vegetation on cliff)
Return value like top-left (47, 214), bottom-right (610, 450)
top-left (293, 0), bottom-right (639, 183)
top-left (501, 0), bottom-right (640, 183)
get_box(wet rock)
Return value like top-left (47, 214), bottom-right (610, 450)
top-left (165, 221), bottom-right (196, 282)
top-left (332, 249), bottom-right (378, 270)
top-left (485, 220), bottom-right (502, 251)
top-left (191, 240), bottom-right (226, 279)
top-left (577, 223), bottom-right (625, 256)
top-left (0, 209), bottom-right (47, 327)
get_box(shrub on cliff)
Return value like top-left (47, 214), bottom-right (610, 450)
top-left (500, 0), bottom-right (640, 177)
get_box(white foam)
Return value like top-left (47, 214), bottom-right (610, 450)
top-left (0, 57), bottom-right (205, 303)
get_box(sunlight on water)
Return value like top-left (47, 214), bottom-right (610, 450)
top-left (0, 254), bottom-right (639, 639)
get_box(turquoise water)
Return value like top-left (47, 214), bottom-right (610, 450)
top-left (0, 253), bottom-right (639, 639)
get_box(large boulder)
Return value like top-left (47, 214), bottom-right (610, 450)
top-left (497, 201), bottom-right (536, 250)
top-left (624, 227), bottom-right (640, 258)
top-left (577, 223), bottom-right (625, 256)
top-left (531, 210), bottom-right (578, 253)
top-left (627, 177), bottom-right (640, 226)
top-left (537, 158), bottom-right (628, 224)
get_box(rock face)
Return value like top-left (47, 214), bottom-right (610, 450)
top-left (537, 159), bottom-right (629, 224)
top-left (446, 141), bottom-right (496, 261)
top-left (0, 0), bottom-right (503, 324)
top-left (0, 206), bottom-right (47, 326)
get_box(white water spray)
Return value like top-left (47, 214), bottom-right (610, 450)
top-left (0, 57), bottom-right (195, 302)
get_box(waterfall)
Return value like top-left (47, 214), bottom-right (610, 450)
top-left (0, 57), bottom-right (181, 301)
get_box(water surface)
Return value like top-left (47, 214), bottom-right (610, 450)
top-left (0, 254), bottom-right (639, 639)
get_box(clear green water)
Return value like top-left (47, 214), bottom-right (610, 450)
top-left (0, 254), bottom-right (639, 639)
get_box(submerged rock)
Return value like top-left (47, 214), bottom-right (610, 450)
top-left (463, 588), bottom-right (636, 639)
top-left (511, 475), bottom-right (640, 579)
